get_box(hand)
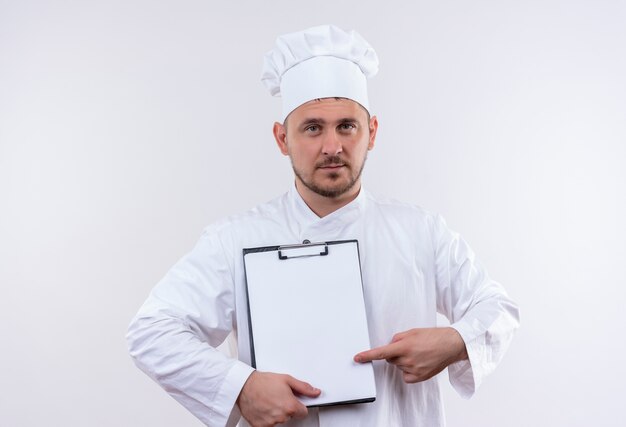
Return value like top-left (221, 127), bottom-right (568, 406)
top-left (354, 327), bottom-right (468, 383)
top-left (236, 371), bottom-right (321, 427)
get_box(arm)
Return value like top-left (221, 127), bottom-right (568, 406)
top-left (127, 227), bottom-right (321, 426)
top-left (126, 227), bottom-right (253, 426)
top-left (433, 213), bottom-right (520, 397)
top-left (355, 214), bottom-right (519, 397)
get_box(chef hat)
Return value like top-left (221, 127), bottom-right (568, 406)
top-left (261, 25), bottom-right (379, 122)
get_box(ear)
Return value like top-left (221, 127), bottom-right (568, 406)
top-left (367, 115), bottom-right (379, 151)
top-left (273, 122), bottom-right (289, 156)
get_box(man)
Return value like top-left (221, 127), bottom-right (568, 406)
top-left (127, 25), bottom-right (520, 427)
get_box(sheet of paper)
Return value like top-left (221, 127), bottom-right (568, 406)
top-left (243, 241), bottom-right (376, 407)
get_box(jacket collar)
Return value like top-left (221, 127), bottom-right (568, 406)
top-left (287, 182), bottom-right (367, 233)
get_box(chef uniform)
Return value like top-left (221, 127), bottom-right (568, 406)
top-left (127, 25), bottom-right (520, 427)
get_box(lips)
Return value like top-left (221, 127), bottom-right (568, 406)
top-left (316, 156), bottom-right (349, 170)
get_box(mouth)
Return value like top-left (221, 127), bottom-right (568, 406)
top-left (318, 163), bottom-right (346, 170)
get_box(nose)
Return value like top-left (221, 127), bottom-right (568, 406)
top-left (321, 130), bottom-right (342, 155)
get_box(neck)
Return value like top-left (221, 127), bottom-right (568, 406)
top-left (294, 179), bottom-right (361, 218)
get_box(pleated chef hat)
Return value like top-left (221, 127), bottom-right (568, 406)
top-left (261, 25), bottom-right (379, 122)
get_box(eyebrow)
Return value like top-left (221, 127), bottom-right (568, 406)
top-left (299, 117), bottom-right (360, 127)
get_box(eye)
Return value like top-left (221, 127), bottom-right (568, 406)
top-left (305, 124), bottom-right (320, 133)
top-left (339, 123), bottom-right (356, 131)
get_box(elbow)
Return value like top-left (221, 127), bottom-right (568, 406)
top-left (126, 313), bottom-right (159, 368)
top-left (125, 313), bottom-right (200, 382)
top-left (501, 293), bottom-right (521, 331)
top-left (125, 314), bottom-right (169, 380)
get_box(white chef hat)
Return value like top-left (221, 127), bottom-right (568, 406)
top-left (261, 25), bottom-right (379, 122)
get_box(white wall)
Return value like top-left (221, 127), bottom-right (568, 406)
top-left (1, 1), bottom-right (624, 426)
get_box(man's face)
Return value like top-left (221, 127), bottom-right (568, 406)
top-left (274, 98), bottom-right (378, 199)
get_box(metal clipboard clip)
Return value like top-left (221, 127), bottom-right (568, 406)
top-left (278, 242), bottom-right (329, 260)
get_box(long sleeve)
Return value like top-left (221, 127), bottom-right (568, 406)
top-left (432, 214), bottom-right (520, 399)
top-left (126, 226), bottom-right (254, 426)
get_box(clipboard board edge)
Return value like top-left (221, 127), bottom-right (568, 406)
top-left (241, 239), bottom-right (372, 391)
top-left (306, 396), bottom-right (376, 408)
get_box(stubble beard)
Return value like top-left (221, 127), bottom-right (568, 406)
top-left (292, 154), bottom-right (367, 199)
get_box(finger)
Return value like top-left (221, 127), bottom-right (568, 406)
top-left (391, 329), bottom-right (413, 343)
top-left (289, 400), bottom-right (309, 419)
top-left (286, 376), bottom-right (321, 398)
top-left (354, 342), bottom-right (402, 363)
top-left (402, 371), bottom-right (421, 383)
top-left (385, 356), bottom-right (409, 366)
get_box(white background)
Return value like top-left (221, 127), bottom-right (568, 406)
top-left (1, 1), bottom-right (625, 426)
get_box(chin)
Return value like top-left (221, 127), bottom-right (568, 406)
top-left (315, 181), bottom-right (356, 198)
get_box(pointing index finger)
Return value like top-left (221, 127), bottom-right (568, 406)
top-left (354, 342), bottom-right (401, 363)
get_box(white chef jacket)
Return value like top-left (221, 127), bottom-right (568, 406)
top-left (127, 185), bottom-right (520, 427)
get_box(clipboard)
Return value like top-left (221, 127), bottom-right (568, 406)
top-left (242, 240), bottom-right (376, 407)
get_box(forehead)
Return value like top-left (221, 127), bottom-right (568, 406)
top-left (286, 98), bottom-right (369, 124)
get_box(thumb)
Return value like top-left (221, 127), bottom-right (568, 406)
top-left (391, 330), bottom-right (409, 343)
top-left (286, 376), bottom-right (321, 398)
